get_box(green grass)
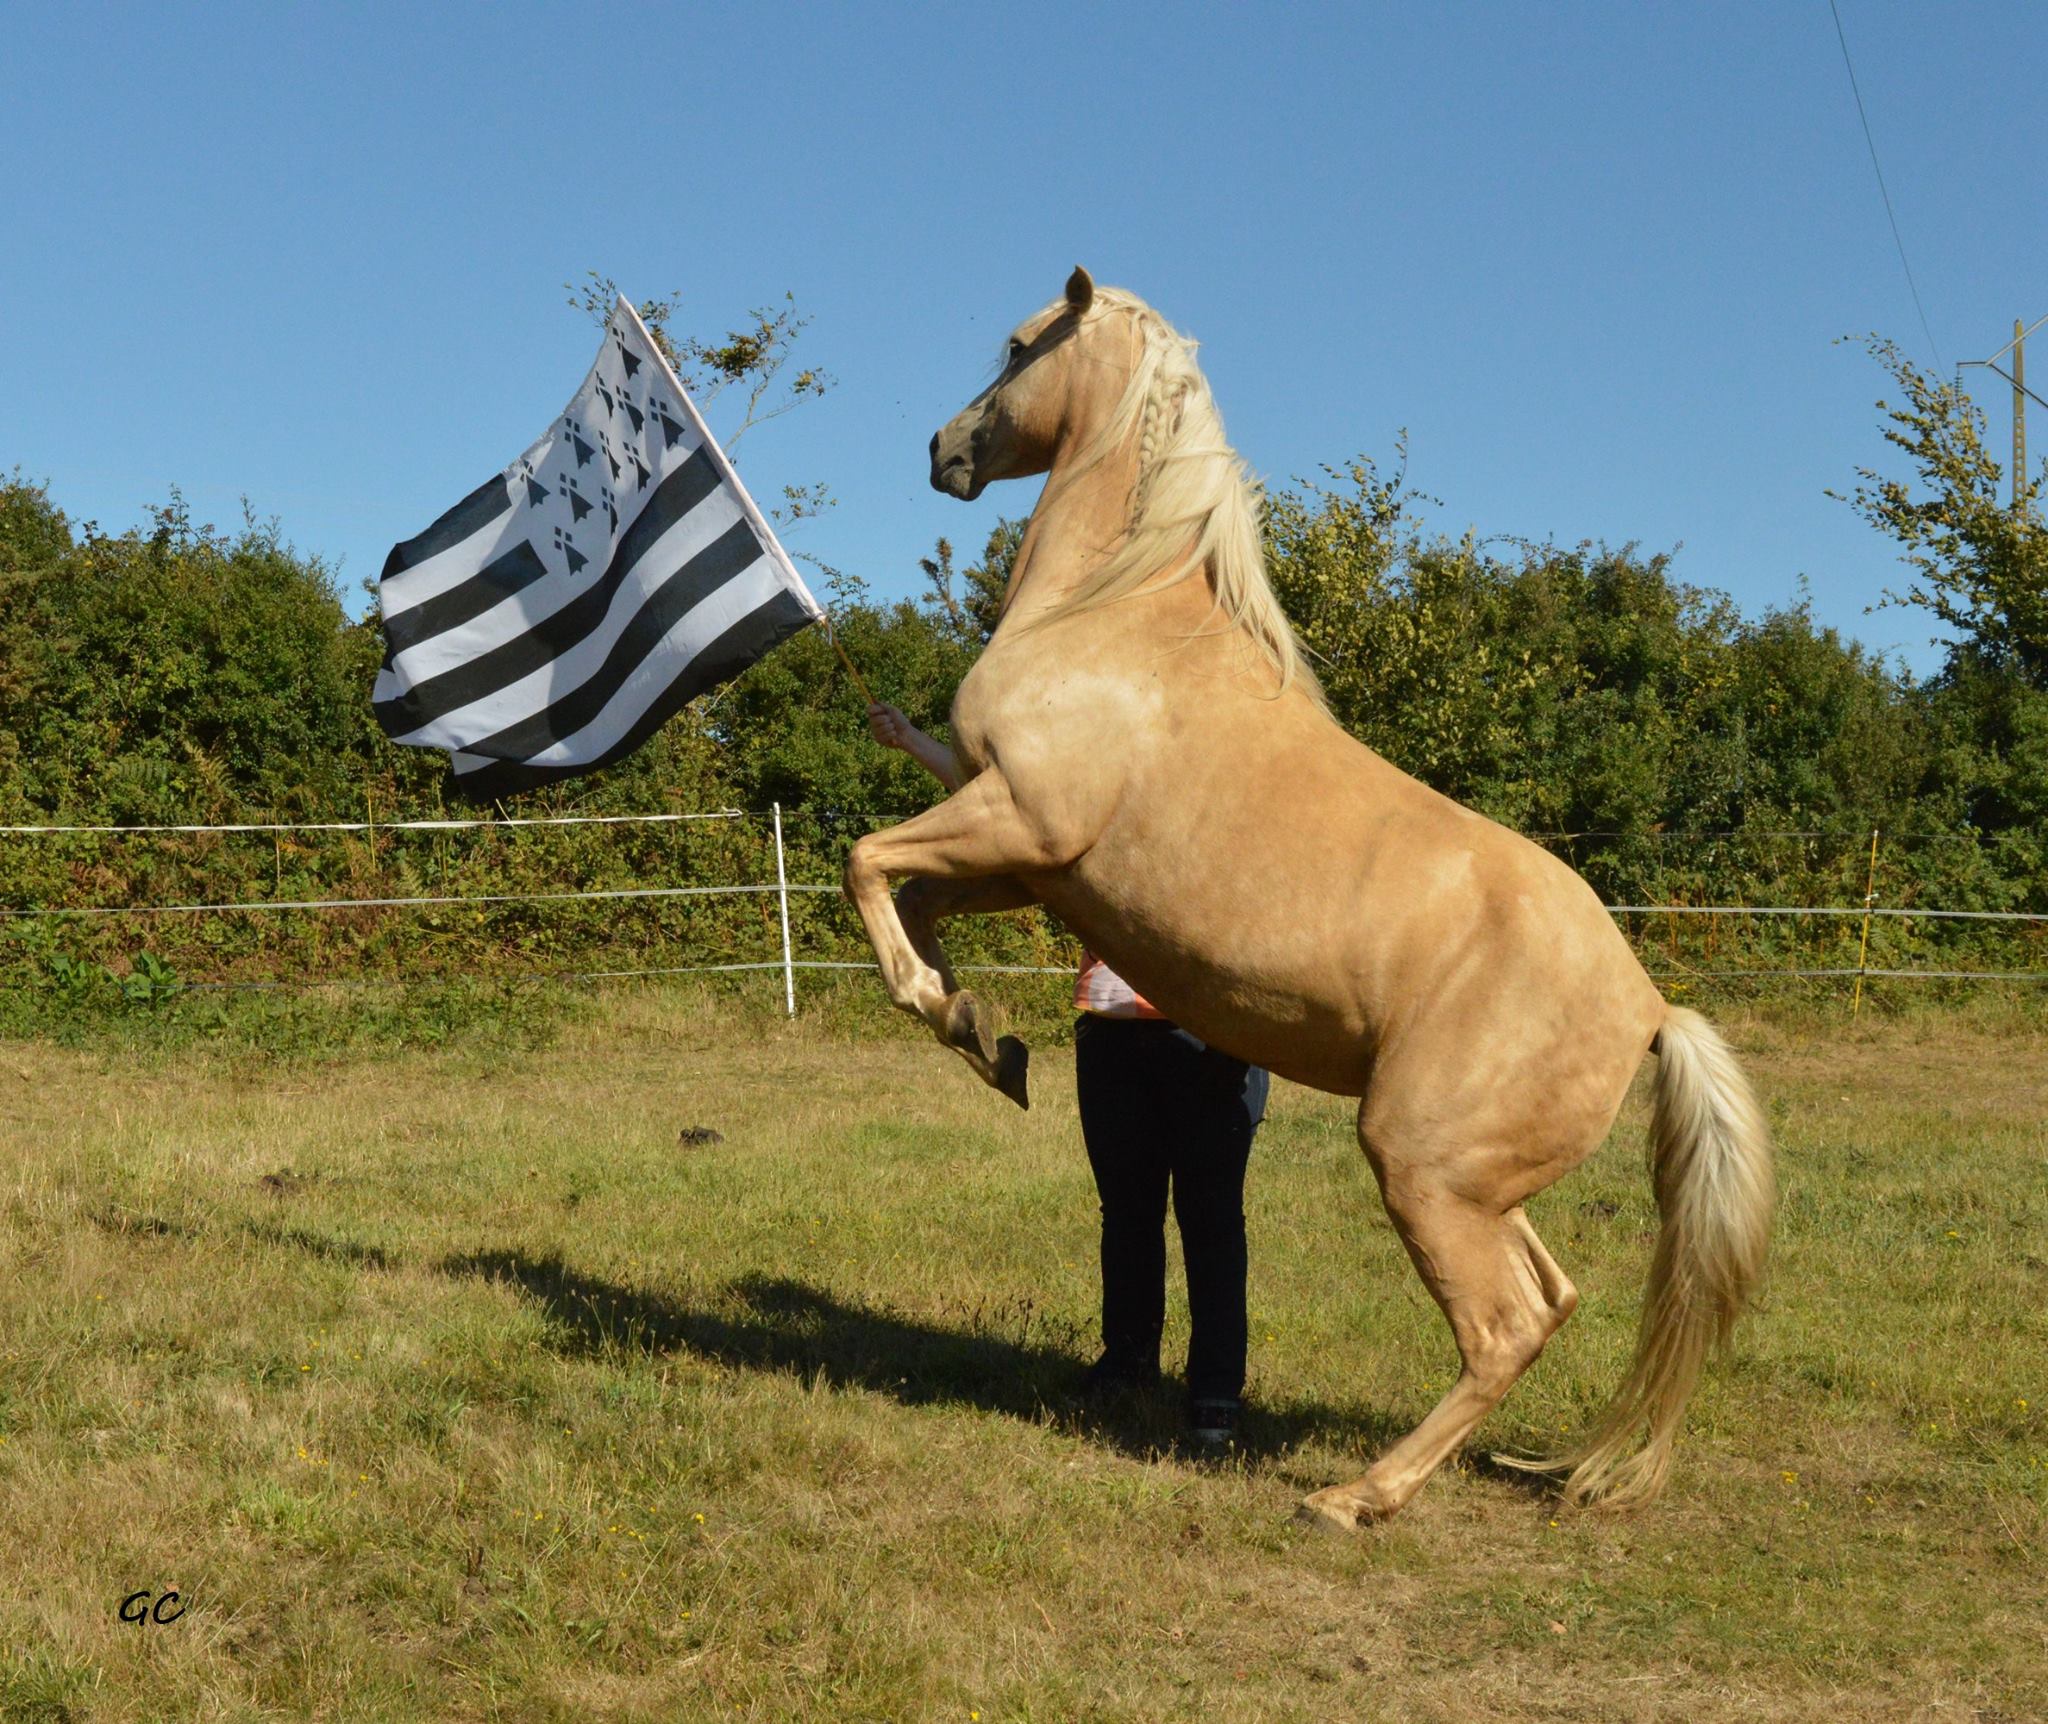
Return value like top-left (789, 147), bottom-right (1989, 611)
top-left (0, 984), bottom-right (2041, 1721)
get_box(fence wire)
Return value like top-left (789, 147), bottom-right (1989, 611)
top-left (1, 808), bottom-right (2041, 1001)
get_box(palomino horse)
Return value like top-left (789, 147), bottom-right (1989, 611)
top-left (843, 268), bottom-right (1773, 1524)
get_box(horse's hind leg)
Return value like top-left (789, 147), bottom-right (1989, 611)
top-left (1303, 1155), bottom-right (1578, 1529)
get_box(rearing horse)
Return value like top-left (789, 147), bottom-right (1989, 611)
top-left (843, 268), bottom-right (1774, 1525)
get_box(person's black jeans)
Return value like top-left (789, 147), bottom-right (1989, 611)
top-left (1074, 1013), bottom-right (1269, 1404)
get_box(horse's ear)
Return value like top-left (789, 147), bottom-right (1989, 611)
top-left (1065, 265), bottom-right (1095, 315)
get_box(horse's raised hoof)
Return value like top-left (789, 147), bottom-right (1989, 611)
top-left (939, 989), bottom-right (998, 1066)
top-left (994, 1035), bottom-right (1030, 1109)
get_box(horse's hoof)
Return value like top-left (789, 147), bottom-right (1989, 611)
top-left (940, 990), bottom-right (998, 1065)
top-left (1296, 1496), bottom-right (1359, 1535)
top-left (994, 1036), bottom-right (1030, 1109)
top-left (1299, 1484), bottom-right (1392, 1533)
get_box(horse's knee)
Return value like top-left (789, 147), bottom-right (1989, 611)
top-left (843, 836), bottom-right (882, 904)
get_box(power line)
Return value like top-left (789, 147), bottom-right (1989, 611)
top-left (1827, 0), bottom-right (1943, 371)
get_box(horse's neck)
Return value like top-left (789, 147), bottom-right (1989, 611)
top-left (997, 435), bottom-right (1145, 627)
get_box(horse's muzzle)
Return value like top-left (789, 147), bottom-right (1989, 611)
top-left (929, 407), bottom-right (989, 499)
top-left (929, 431), bottom-right (981, 499)
top-left (931, 456), bottom-right (980, 499)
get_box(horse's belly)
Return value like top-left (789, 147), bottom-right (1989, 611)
top-left (1029, 872), bottom-right (1378, 1093)
top-left (1028, 814), bottom-right (1658, 1104)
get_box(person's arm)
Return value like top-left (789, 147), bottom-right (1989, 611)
top-left (867, 702), bottom-right (965, 792)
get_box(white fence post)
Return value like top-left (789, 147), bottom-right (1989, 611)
top-left (772, 802), bottom-right (796, 1018)
top-left (1852, 826), bottom-right (1881, 1017)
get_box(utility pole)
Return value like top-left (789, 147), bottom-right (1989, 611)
top-left (2015, 319), bottom-right (2028, 512)
top-left (1958, 313), bottom-right (2048, 516)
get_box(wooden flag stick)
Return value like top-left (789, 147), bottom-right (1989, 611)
top-left (823, 614), bottom-right (878, 707)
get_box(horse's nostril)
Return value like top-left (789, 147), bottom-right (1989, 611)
top-left (929, 432), bottom-right (942, 459)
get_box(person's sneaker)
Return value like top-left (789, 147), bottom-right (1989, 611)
top-left (1076, 1353), bottom-right (1160, 1404)
top-left (1186, 1396), bottom-right (1240, 1449)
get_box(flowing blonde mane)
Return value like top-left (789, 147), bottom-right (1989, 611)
top-left (1028, 288), bottom-right (1322, 705)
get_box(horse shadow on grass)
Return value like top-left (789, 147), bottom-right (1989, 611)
top-left (439, 1247), bottom-right (1414, 1467)
top-left (83, 1204), bottom-right (1551, 1489)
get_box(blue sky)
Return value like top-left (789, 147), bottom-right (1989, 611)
top-left (5, 1), bottom-right (2043, 676)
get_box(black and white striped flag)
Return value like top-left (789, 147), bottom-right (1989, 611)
top-left (373, 296), bottom-right (824, 798)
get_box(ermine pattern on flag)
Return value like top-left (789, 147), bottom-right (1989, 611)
top-left (373, 297), bottom-right (823, 798)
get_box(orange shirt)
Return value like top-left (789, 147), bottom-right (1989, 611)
top-left (1073, 950), bottom-right (1166, 1020)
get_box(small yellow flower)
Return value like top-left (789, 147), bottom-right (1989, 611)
top-left (694, 1512), bottom-right (705, 1524)
top-left (1780, 1470), bottom-right (1797, 1484)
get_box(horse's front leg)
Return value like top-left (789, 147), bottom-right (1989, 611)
top-left (843, 770), bottom-right (1071, 1107)
top-left (896, 872), bottom-right (1037, 995)
top-left (897, 873), bottom-right (1038, 1104)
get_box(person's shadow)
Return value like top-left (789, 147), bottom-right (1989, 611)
top-left (440, 1248), bottom-right (1412, 1467)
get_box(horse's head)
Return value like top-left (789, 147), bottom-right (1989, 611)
top-left (930, 266), bottom-right (1125, 500)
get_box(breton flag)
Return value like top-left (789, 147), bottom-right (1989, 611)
top-left (373, 296), bottom-right (824, 798)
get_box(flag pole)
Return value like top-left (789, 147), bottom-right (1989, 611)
top-left (822, 614), bottom-right (878, 707)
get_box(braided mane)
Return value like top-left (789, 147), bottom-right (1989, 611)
top-left (1027, 288), bottom-right (1322, 705)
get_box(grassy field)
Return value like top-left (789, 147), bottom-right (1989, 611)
top-left (0, 984), bottom-right (2042, 1721)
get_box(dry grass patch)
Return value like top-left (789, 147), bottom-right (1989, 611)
top-left (0, 986), bottom-right (2041, 1721)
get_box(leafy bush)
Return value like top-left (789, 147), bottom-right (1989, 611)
top-left (3, 324), bottom-right (2042, 1023)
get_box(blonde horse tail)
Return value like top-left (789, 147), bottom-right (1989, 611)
top-left (1561, 1006), bottom-right (1775, 1507)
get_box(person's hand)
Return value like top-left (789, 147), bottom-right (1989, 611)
top-left (865, 701), bottom-right (963, 790)
top-left (867, 702), bottom-right (913, 751)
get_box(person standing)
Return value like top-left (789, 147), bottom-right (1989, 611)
top-left (866, 700), bottom-right (1269, 1446)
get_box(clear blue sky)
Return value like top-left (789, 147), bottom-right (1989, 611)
top-left (5, 1), bottom-right (2043, 676)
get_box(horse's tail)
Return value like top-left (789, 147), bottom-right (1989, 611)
top-left (1561, 1005), bottom-right (1774, 1507)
